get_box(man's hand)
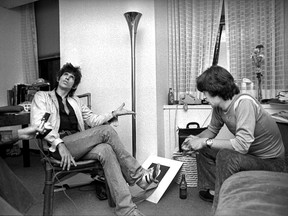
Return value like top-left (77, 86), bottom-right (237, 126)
top-left (18, 122), bottom-right (52, 140)
top-left (57, 143), bottom-right (77, 171)
top-left (113, 103), bottom-right (135, 117)
top-left (181, 136), bottom-right (206, 152)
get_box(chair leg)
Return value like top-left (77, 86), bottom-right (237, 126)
top-left (43, 163), bottom-right (54, 216)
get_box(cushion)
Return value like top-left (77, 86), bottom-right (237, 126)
top-left (0, 106), bottom-right (24, 113)
top-left (215, 170), bottom-right (288, 216)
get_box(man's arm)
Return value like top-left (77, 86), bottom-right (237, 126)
top-left (196, 128), bottom-right (217, 139)
top-left (80, 99), bottom-right (134, 127)
top-left (30, 91), bottom-right (63, 151)
top-left (197, 129), bottom-right (234, 149)
top-left (56, 142), bottom-right (77, 171)
top-left (0, 131), bottom-right (19, 146)
top-left (0, 125), bottom-right (50, 146)
top-left (182, 129), bottom-right (234, 151)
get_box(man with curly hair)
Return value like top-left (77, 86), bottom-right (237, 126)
top-left (181, 65), bottom-right (286, 211)
top-left (30, 63), bottom-right (160, 216)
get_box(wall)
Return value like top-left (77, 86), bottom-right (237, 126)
top-left (59, 0), bottom-right (165, 164)
top-left (0, 7), bottom-right (24, 107)
top-left (155, 0), bottom-right (169, 159)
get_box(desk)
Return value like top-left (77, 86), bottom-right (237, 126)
top-left (0, 112), bottom-right (30, 167)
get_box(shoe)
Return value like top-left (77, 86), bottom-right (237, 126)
top-left (137, 164), bottom-right (161, 190)
top-left (95, 181), bottom-right (108, 201)
top-left (199, 190), bottom-right (214, 203)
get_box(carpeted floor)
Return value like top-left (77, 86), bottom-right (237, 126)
top-left (4, 151), bottom-right (213, 216)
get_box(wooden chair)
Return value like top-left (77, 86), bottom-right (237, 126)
top-left (37, 93), bottom-right (115, 216)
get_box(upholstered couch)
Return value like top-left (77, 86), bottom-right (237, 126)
top-left (215, 122), bottom-right (288, 216)
top-left (214, 170), bottom-right (288, 216)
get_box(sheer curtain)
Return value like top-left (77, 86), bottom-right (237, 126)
top-left (168, 0), bottom-right (223, 100)
top-left (21, 3), bottom-right (39, 84)
top-left (225, 0), bottom-right (286, 99)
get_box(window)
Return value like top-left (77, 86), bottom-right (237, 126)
top-left (38, 56), bottom-right (60, 90)
top-left (213, 15), bottom-right (228, 69)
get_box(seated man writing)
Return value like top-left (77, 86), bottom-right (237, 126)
top-left (30, 63), bottom-right (161, 216)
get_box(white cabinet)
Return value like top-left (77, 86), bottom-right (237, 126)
top-left (163, 104), bottom-right (287, 159)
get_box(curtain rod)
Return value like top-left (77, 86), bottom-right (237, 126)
top-left (38, 55), bottom-right (60, 61)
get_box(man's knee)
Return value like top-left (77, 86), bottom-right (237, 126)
top-left (97, 144), bottom-right (114, 157)
top-left (216, 149), bottom-right (242, 172)
top-left (216, 149), bottom-right (236, 163)
top-left (197, 147), bottom-right (217, 160)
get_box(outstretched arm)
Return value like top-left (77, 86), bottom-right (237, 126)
top-left (112, 102), bottom-right (135, 117)
top-left (0, 123), bottom-right (52, 146)
top-left (18, 123), bottom-right (52, 140)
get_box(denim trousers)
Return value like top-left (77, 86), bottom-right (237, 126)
top-left (51, 125), bottom-right (144, 216)
top-left (196, 148), bottom-right (287, 213)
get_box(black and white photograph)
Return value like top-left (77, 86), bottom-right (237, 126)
top-left (0, 0), bottom-right (288, 216)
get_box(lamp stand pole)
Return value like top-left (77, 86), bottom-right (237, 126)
top-left (124, 11), bottom-right (142, 158)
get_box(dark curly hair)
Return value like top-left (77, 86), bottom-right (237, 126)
top-left (196, 66), bottom-right (240, 101)
top-left (56, 63), bottom-right (82, 96)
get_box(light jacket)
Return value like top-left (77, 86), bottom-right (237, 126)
top-left (30, 90), bottom-right (115, 152)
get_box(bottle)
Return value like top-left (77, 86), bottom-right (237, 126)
top-left (179, 174), bottom-right (187, 199)
top-left (168, 88), bottom-right (174, 105)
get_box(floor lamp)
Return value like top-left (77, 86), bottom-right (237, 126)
top-left (124, 11), bottom-right (142, 158)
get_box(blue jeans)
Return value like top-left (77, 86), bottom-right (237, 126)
top-left (196, 148), bottom-right (287, 213)
top-left (52, 125), bottom-right (144, 216)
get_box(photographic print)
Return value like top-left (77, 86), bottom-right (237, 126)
top-left (142, 155), bottom-right (183, 204)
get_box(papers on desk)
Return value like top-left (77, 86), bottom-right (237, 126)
top-left (272, 110), bottom-right (288, 123)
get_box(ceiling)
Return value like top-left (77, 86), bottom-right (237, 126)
top-left (0, 0), bottom-right (38, 9)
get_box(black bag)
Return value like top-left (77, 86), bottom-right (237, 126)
top-left (178, 122), bottom-right (207, 152)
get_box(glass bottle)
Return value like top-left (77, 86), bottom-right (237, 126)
top-left (179, 174), bottom-right (187, 199)
top-left (168, 88), bottom-right (174, 105)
